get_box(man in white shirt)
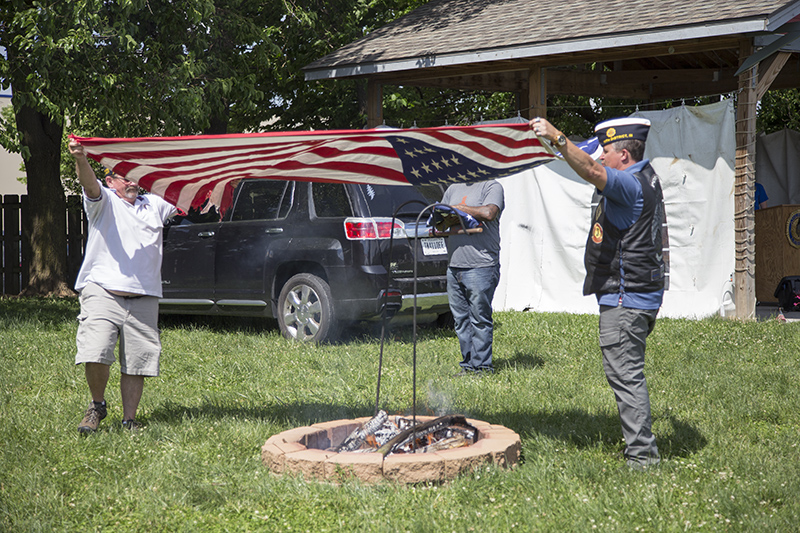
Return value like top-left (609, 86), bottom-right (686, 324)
top-left (69, 139), bottom-right (177, 433)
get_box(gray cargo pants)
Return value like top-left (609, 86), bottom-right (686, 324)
top-left (598, 304), bottom-right (660, 466)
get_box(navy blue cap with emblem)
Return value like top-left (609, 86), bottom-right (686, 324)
top-left (594, 117), bottom-right (650, 146)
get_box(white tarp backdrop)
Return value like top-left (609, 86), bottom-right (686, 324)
top-left (756, 128), bottom-right (800, 206)
top-left (493, 100), bottom-right (737, 318)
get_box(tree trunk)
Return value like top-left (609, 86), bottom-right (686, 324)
top-left (205, 109), bottom-right (230, 135)
top-left (14, 100), bottom-right (73, 297)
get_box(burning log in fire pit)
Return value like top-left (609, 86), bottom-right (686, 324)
top-left (336, 411), bottom-right (478, 455)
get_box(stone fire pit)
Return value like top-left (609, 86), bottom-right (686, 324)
top-left (261, 415), bottom-right (521, 484)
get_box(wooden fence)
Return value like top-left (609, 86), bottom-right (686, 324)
top-left (1, 194), bottom-right (87, 295)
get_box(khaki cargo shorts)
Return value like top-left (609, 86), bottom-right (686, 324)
top-left (75, 282), bottom-right (162, 376)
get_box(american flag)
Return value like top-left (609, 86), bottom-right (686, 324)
top-left (71, 124), bottom-right (557, 213)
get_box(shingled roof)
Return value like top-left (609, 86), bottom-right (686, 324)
top-left (304, 0), bottom-right (800, 82)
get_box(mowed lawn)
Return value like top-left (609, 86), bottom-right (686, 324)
top-left (1, 297), bottom-right (799, 532)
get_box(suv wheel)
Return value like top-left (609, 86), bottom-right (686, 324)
top-left (278, 273), bottom-right (338, 342)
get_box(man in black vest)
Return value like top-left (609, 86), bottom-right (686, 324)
top-left (529, 116), bottom-right (668, 471)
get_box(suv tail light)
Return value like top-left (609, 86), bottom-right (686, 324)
top-left (344, 217), bottom-right (407, 240)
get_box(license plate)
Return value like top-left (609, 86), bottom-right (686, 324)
top-left (420, 237), bottom-right (447, 256)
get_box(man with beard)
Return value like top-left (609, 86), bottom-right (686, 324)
top-left (69, 139), bottom-right (176, 433)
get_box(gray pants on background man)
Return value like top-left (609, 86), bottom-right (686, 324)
top-left (598, 305), bottom-right (660, 467)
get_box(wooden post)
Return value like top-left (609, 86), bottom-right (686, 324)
top-left (2, 194), bottom-right (22, 295)
top-left (734, 40), bottom-right (757, 320)
top-left (366, 79), bottom-right (383, 129)
top-left (66, 195), bottom-right (85, 288)
top-left (526, 67), bottom-right (547, 119)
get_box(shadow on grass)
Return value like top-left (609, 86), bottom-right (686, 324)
top-left (498, 409), bottom-right (706, 460)
top-left (496, 351), bottom-right (546, 370)
top-left (0, 296), bottom-right (79, 327)
top-left (657, 416), bottom-right (709, 458)
top-left (158, 313), bottom-right (280, 334)
top-left (344, 319), bottom-right (457, 343)
top-left (147, 399), bottom-right (374, 428)
top-left (158, 314), bottom-right (454, 345)
top-left (147, 398), bottom-right (706, 461)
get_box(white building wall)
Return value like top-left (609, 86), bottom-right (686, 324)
top-left (0, 95), bottom-right (27, 196)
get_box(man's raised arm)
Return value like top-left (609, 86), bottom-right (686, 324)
top-left (529, 117), bottom-right (608, 191)
top-left (68, 139), bottom-right (101, 199)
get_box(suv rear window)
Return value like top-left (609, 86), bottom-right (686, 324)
top-left (312, 183), bottom-right (353, 217)
top-left (231, 180), bottom-right (295, 221)
top-left (357, 183), bottom-right (443, 217)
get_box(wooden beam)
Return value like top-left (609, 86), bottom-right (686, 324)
top-left (379, 65), bottom-right (751, 99)
top-left (527, 67), bottom-right (546, 119)
top-left (366, 54), bottom-right (800, 100)
top-left (756, 51), bottom-right (791, 100)
top-left (736, 31), bottom-right (800, 76)
top-left (546, 69), bottom-right (648, 98)
top-left (518, 82), bottom-right (530, 120)
top-left (388, 72), bottom-right (529, 92)
top-left (361, 35), bottom-right (744, 86)
top-left (546, 68), bottom-right (741, 99)
top-left (602, 68), bottom-right (737, 85)
top-left (522, 36), bottom-right (743, 69)
top-left (366, 79), bottom-right (383, 129)
top-left (734, 39), bottom-right (757, 320)
top-left (366, 45), bottom-right (774, 98)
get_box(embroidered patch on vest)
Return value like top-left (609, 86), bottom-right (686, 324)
top-left (592, 222), bottom-right (604, 244)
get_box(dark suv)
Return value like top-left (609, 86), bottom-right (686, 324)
top-left (159, 179), bottom-right (451, 342)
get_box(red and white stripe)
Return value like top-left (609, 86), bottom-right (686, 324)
top-left (72, 124), bottom-right (554, 213)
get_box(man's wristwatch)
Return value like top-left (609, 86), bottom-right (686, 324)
top-left (553, 133), bottom-right (567, 148)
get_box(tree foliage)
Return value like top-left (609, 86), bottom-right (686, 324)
top-left (0, 0), bottom-right (281, 295)
top-left (758, 88), bottom-right (800, 134)
top-left (2, 0), bottom-right (784, 296)
top-left (1, 0), bottom-right (118, 295)
top-left (381, 86), bottom-right (518, 128)
top-left (0, 0), bottom-right (442, 295)
top-left (237, 0), bottom-right (430, 131)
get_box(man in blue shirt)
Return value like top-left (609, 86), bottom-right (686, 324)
top-left (530, 116), bottom-right (668, 471)
top-left (755, 182), bottom-right (768, 210)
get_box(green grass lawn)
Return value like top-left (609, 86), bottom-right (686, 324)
top-left (1, 297), bottom-right (799, 531)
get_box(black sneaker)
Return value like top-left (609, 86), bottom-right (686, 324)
top-left (78, 401), bottom-right (107, 434)
top-left (121, 419), bottom-right (142, 431)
